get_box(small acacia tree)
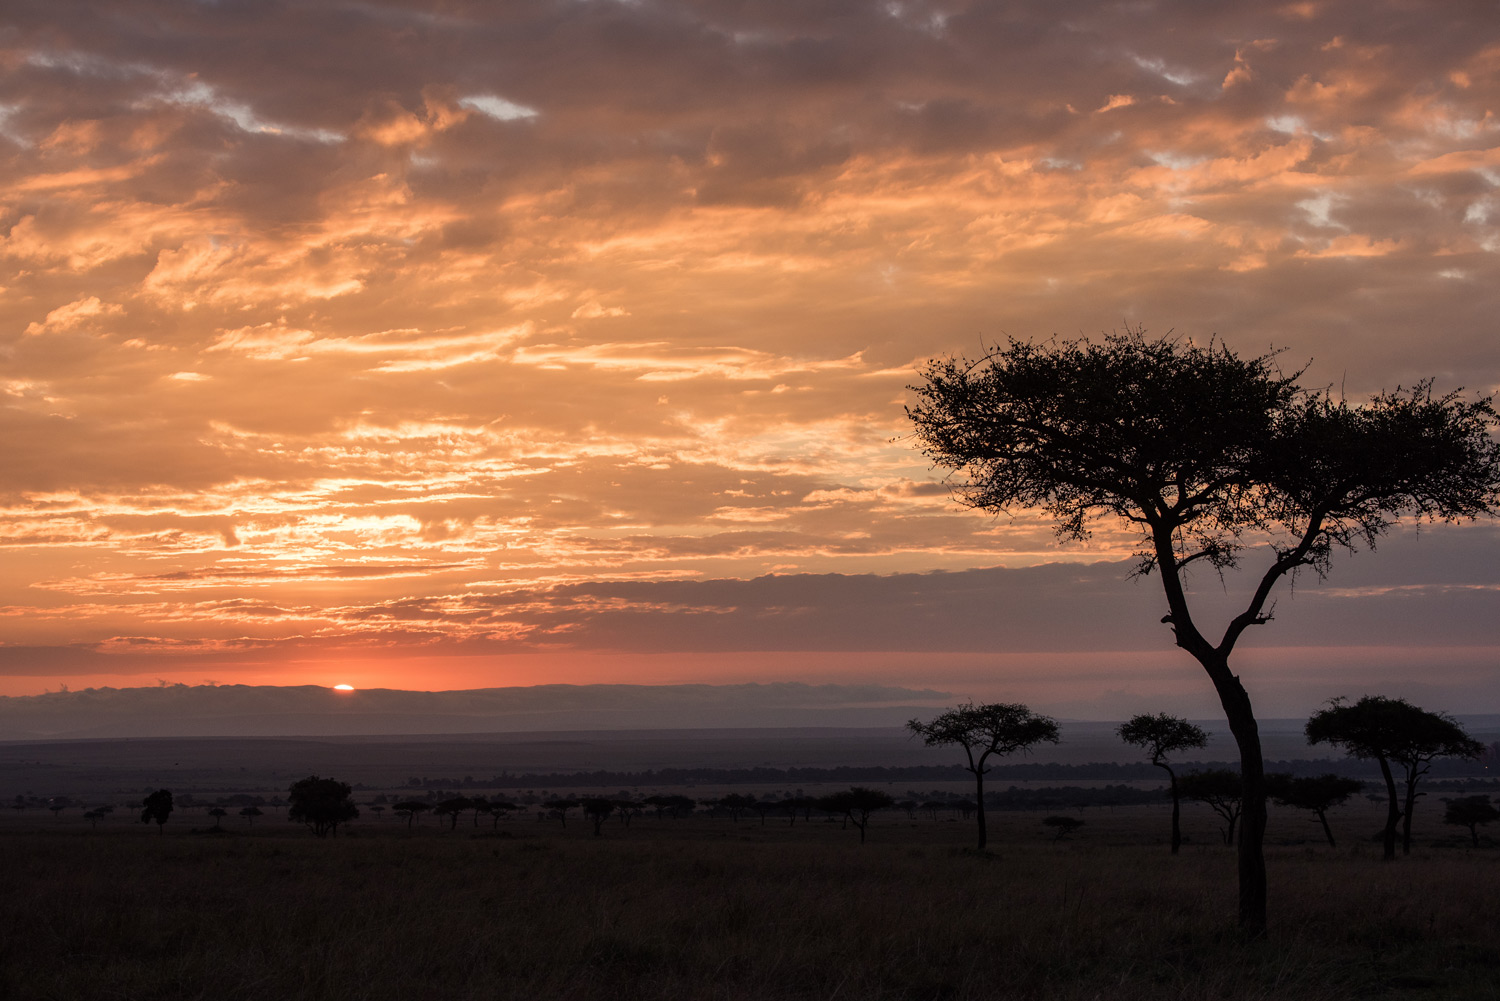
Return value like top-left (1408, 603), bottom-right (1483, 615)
top-left (1443, 795), bottom-right (1498, 847)
top-left (140, 789), bottom-right (173, 835)
top-left (1306, 696), bottom-right (1483, 859)
top-left (1266, 773), bottom-right (1364, 849)
top-left (287, 776), bottom-right (359, 838)
top-left (433, 797), bottom-right (470, 830)
top-left (907, 331), bottom-right (1500, 932)
top-left (393, 800), bottom-right (430, 829)
top-left (542, 798), bottom-right (579, 827)
top-left (1118, 713), bottom-right (1208, 855)
top-left (1179, 769), bottom-right (1243, 846)
top-left (908, 702), bottom-right (1060, 850)
top-left (816, 787), bottom-right (894, 844)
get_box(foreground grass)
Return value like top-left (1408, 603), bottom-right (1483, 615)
top-left (2, 825), bottom-right (1498, 1000)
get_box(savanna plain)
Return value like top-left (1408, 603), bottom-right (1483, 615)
top-left (4, 784), bottom-right (1498, 1001)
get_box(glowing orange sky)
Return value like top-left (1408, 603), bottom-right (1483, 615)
top-left (2, 1), bottom-right (1498, 714)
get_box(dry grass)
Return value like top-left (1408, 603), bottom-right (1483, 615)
top-left (2, 813), bottom-right (1498, 1001)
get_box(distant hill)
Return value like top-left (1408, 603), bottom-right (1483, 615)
top-left (0, 681), bottom-right (956, 739)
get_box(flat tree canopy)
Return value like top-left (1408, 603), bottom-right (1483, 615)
top-left (1119, 713), bottom-right (1208, 855)
top-left (1306, 695), bottom-right (1483, 859)
top-left (907, 330), bottom-right (1500, 933)
top-left (909, 702), bottom-right (1059, 851)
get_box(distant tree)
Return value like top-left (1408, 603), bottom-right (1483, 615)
top-left (393, 800), bottom-right (430, 829)
top-left (581, 798), bottom-right (615, 836)
top-left (287, 776), bottom-right (359, 838)
top-left (749, 798), bottom-right (778, 825)
top-left (366, 804), bottom-right (385, 820)
top-left (907, 331), bottom-right (1500, 933)
top-left (613, 800), bottom-right (642, 827)
top-left (1265, 773), bottom-right (1364, 849)
top-left (433, 798), bottom-right (470, 830)
top-left (781, 795), bottom-right (815, 826)
top-left (1179, 770), bottom-right (1243, 845)
top-left (47, 796), bottom-right (73, 819)
top-left (896, 800), bottom-right (919, 820)
top-left (710, 794), bottom-right (756, 822)
top-left (1306, 696), bottom-right (1484, 859)
top-left (141, 789), bottom-right (173, 835)
top-left (1443, 795), bottom-right (1499, 847)
top-left (206, 807), bottom-right (227, 830)
top-left (1042, 815), bottom-right (1084, 840)
top-left (488, 800), bottom-right (520, 827)
top-left (816, 787), bottom-right (894, 844)
top-left (542, 798), bottom-right (579, 828)
top-left (239, 805), bottom-right (263, 826)
top-left (467, 797), bottom-right (492, 826)
top-left (83, 806), bottom-right (110, 830)
top-left (920, 800), bottom-right (946, 821)
top-left (1118, 713), bottom-right (1208, 855)
top-left (908, 702), bottom-right (1060, 850)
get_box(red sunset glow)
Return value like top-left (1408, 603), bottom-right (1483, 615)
top-left (2, 1), bottom-right (1498, 715)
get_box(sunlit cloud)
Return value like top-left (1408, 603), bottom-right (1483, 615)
top-left (0, 0), bottom-right (1497, 702)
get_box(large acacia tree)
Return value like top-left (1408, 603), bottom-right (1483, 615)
top-left (1306, 695), bottom-right (1483, 859)
top-left (907, 331), bottom-right (1500, 933)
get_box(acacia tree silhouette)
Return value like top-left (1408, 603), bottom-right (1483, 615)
top-left (908, 702), bottom-right (1059, 850)
top-left (1265, 773), bottom-right (1364, 849)
top-left (140, 789), bottom-right (173, 835)
top-left (543, 798), bottom-right (579, 827)
top-left (287, 776), bottom-right (359, 838)
top-left (433, 798), bottom-right (470, 830)
top-left (1179, 769), bottom-right (1243, 845)
top-left (1306, 695), bottom-right (1483, 858)
top-left (816, 787), bottom-right (894, 844)
top-left (907, 331), bottom-right (1500, 933)
top-left (581, 798), bottom-right (614, 835)
top-left (1118, 713), bottom-right (1207, 855)
top-left (393, 800), bottom-right (430, 829)
top-left (1444, 795), bottom-right (1499, 847)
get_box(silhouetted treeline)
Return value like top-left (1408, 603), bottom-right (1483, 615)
top-left (388, 756), bottom-right (1492, 791)
top-left (982, 784), bottom-right (1168, 811)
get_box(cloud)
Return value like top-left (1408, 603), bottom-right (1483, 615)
top-left (1, 0), bottom-right (1498, 700)
top-left (23, 296), bottom-right (123, 335)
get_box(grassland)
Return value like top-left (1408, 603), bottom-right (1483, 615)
top-left (3, 805), bottom-right (1497, 1001)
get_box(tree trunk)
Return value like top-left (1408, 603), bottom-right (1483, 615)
top-left (1201, 655), bottom-right (1267, 936)
top-left (1314, 808), bottom-right (1336, 849)
top-left (1401, 768), bottom-right (1419, 856)
top-left (1375, 757), bottom-right (1400, 861)
top-left (1161, 764), bottom-right (1181, 854)
top-left (973, 767), bottom-right (987, 850)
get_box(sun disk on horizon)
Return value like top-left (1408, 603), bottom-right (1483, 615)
top-left (333, 684), bottom-right (354, 691)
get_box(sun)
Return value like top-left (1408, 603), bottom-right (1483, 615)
top-left (333, 684), bottom-right (355, 692)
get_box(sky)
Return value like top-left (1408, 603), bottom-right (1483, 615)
top-left (2, 0), bottom-right (1498, 718)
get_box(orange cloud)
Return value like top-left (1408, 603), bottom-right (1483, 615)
top-left (1, 0), bottom-right (1497, 702)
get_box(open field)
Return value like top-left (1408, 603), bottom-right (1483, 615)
top-left (3, 804), bottom-right (1498, 1001)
